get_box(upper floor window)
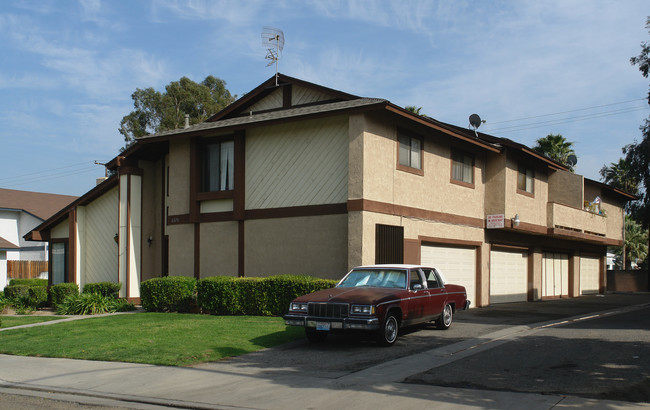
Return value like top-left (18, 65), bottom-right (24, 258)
top-left (517, 164), bottom-right (534, 195)
top-left (202, 139), bottom-right (234, 192)
top-left (451, 149), bottom-right (474, 186)
top-left (398, 132), bottom-right (422, 171)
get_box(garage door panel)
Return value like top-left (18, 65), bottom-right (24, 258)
top-left (421, 245), bottom-right (476, 306)
top-left (490, 249), bottom-right (528, 304)
top-left (580, 256), bottom-right (600, 295)
top-left (543, 252), bottom-right (569, 298)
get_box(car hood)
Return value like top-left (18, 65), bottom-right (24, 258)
top-left (293, 286), bottom-right (402, 305)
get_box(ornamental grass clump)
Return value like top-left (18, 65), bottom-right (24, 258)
top-left (56, 293), bottom-right (135, 315)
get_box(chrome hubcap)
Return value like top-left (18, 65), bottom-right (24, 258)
top-left (443, 305), bottom-right (452, 326)
top-left (385, 316), bottom-right (397, 343)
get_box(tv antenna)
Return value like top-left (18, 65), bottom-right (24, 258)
top-left (262, 27), bottom-right (284, 86)
top-left (468, 113), bottom-right (486, 137)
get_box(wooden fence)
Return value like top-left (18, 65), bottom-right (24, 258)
top-left (7, 260), bottom-right (49, 279)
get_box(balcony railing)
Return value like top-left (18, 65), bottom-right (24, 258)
top-left (547, 202), bottom-right (607, 237)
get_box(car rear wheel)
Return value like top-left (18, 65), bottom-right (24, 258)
top-left (305, 328), bottom-right (328, 343)
top-left (377, 313), bottom-right (399, 346)
top-left (436, 304), bottom-right (453, 330)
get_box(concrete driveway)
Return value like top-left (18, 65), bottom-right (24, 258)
top-left (0, 293), bottom-right (649, 409)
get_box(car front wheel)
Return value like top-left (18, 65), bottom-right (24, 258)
top-left (436, 304), bottom-right (453, 330)
top-left (377, 313), bottom-right (399, 346)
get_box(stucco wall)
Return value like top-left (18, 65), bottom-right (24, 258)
top-left (360, 114), bottom-right (486, 219)
top-left (199, 221), bottom-right (238, 277)
top-left (168, 139), bottom-right (190, 215)
top-left (548, 169), bottom-right (583, 208)
top-left (504, 156), bottom-right (549, 227)
top-left (167, 224), bottom-right (194, 277)
top-left (244, 214), bottom-right (348, 279)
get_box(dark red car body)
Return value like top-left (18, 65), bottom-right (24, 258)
top-left (284, 264), bottom-right (470, 345)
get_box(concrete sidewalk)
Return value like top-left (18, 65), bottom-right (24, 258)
top-left (2, 301), bottom-right (650, 409)
top-left (1, 295), bottom-right (649, 409)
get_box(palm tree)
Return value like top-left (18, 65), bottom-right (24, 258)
top-left (599, 158), bottom-right (639, 194)
top-left (614, 216), bottom-right (649, 269)
top-left (532, 133), bottom-right (577, 172)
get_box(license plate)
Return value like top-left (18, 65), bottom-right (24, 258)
top-left (316, 322), bottom-right (330, 331)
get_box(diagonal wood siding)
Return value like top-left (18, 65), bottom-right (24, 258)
top-left (246, 116), bottom-right (348, 209)
top-left (292, 85), bottom-right (331, 105)
top-left (83, 186), bottom-right (119, 285)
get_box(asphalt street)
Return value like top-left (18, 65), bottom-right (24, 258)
top-left (0, 293), bottom-right (648, 409)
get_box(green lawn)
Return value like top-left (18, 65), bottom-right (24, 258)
top-left (0, 316), bottom-right (66, 329)
top-left (0, 313), bottom-right (304, 366)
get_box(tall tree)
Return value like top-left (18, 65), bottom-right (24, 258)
top-left (628, 16), bottom-right (650, 231)
top-left (119, 75), bottom-right (236, 148)
top-left (599, 158), bottom-right (639, 194)
top-left (532, 133), bottom-right (577, 172)
top-left (614, 216), bottom-right (649, 269)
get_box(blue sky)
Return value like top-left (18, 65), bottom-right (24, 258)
top-left (1, 0), bottom-right (648, 196)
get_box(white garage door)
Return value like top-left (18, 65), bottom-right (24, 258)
top-left (490, 248), bottom-right (528, 303)
top-left (542, 252), bottom-right (569, 298)
top-left (421, 244), bottom-right (476, 306)
top-left (580, 255), bottom-right (601, 295)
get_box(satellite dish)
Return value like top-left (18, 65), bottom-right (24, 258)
top-left (567, 154), bottom-right (577, 167)
top-left (262, 27), bottom-right (285, 86)
top-left (468, 114), bottom-right (485, 137)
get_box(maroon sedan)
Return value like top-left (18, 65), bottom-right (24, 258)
top-left (284, 264), bottom-right (470, 345)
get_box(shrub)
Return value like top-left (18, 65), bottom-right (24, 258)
top-left (50, 283), bottom-right (80, 308)
top-left (8, 278), bottom-right (48, 287)
top-left (4, 284), bottom-right (30, 301)
top-left (83, 282), bottom-right (121, 298)
top-left (140, 276), bottom-right (196, 312)
top-left (56, 293), bottom-right (136, 315)
top-left (196, 275), bottom-right (336, 316)
top-left (261, 275), bottom-right (337, 316)
top-left (26, 286), bottom-right (48, 308)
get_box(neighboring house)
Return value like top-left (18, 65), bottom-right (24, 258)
top-left (26, 74), bottom-right (635, 305)
top-left (1, 188), bottom-right (77, 289)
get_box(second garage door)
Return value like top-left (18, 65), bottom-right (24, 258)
top-left (580, 255), bottom-right (601, 295)
top-left (490, 248), bottom-right (528, 304)
top-left (421, 244), bottom-right (476, 306)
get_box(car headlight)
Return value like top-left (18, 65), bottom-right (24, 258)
top-left (351, 305), bottom-right (375, 315)
top-left (289, 302), bottom-right (308, 312)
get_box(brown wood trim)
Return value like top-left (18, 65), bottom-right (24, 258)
top-left (68, 209), bottom-right (76, 284)
top-left (200, 211), bottom-right (234, 223)
top-left (118, 166), bottom-right (143, 177)
top-left (233, 130), bottom-right (246, 221)
top-left (450, 178), bottom-right (475, 189)
top-left (403, 239), bottom-right (421, 264)
top-left (384, 104), bottom-right (502, 153)
top-left (397, 163), bottom-right (425, 176)
top-left (194, 223), bottom-right (200, 279)
top-left (196, 190), bottom-right (234, 201)
top-left (283, 84), bottom-right (292, 108)
top-left (490, 243), bottom-right (531, 252)
top-left (509, 220), bottom-right (548, 234)
top-left (548, 227), bottom-right (620, 246)
top-left (516, 188), bottom-right (535, 198)
top-left (126, 297), bottom-right (141, 304)
top-left (348, 198), bottom-right (485, 229)
top-left (418, 235), bottom-right (483, 248)
top-left (238, 220), bottom-right (245, 277)
top-left (245, 203), bottom-right (348, 220)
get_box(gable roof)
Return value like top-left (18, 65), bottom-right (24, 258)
top-left (0, 188), bottom-right (77, 220)
top-left (0, 235), bottom-right (19, 250)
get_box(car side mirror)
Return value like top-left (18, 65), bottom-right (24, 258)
top-left (412, 284), bottom-right (422, 291)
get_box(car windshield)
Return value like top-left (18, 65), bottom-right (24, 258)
top-left (337, 269), bottom-right (407, 289)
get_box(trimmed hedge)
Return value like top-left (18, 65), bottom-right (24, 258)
top-left (50, 283), bottom-right (80, 308)
top-left (196, 275), bottom-right (337, 316)
top-left (83, 282), bottom-right (121, 298)
top-left (4, 284), bottom-right (48, 308)
top-left (8, 278), bottom-right (48, 287)
top-left (4, 285), bottom-right (30, 300)
top-left (140, 276), bottom-right (197, 312)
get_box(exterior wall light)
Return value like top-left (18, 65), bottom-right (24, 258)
top-left (512, 214), bottom-right (520, 227)
top-left (114, 233), bottom-right (119, 244)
